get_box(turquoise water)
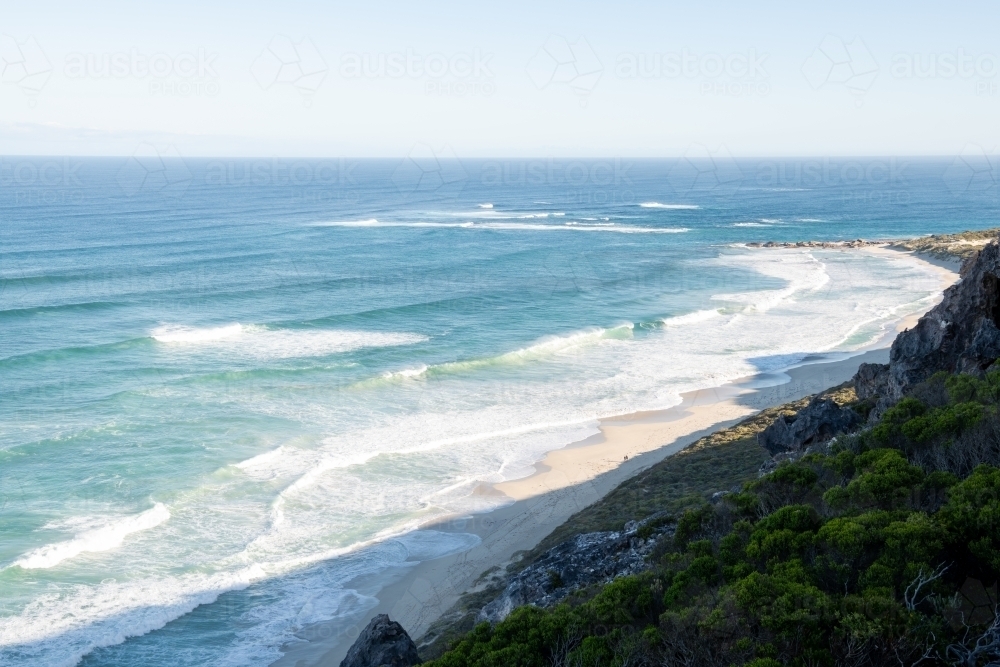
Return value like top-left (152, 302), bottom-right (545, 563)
top-left (1, 157), bottom-right (997, 666)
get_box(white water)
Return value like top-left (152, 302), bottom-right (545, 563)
top-left (639, 202), bottom-right (700, 209)
top-left (151, 324), bottom-right (427, 359)
top-left (12, 504), bottom-right (171, 570)
top-left (0, 248), bottom-right (948, 667)
top-left (313, 219), bottom-right (690, 233)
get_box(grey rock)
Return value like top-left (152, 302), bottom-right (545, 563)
top-left (340, 614), bottom-right (421, 667)
top-left (710, 490), bottom-right (730, 503)
top-left (476, 520), bottom-right (670, 624)
top-left (854, 362), bottom-right (890, 401)
top-left (757, 395), bottom-right (861, 455)
top-left (879, 241), bottom-right (1000, 402)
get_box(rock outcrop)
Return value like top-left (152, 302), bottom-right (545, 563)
top-left (477, 520), bottom-right (669, 624)
top-left (340, 614), bottom-right (421, 667)
top-left (869, 241), bottom-right (1000, 404)
top-left (746, 239), bottom-right (880, 249)
top-left (757, 395), bottom-right (861, 455)
top-left (854, 362), bottom-right (890, 401)
top-left (888, 228), bottom-right (1000, 266)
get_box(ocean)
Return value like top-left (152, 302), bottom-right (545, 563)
top-left (1, 156), bottom-right (997, 666)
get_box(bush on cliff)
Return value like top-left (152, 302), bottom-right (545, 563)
top-left (423, 372), bottom-right (1000, 666)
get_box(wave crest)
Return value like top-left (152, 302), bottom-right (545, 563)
top-left (639, 202), bottom-right (700, 209)
top-left (12, 503), bottom-right (171, 570)
top-left (151, 324), bottom-right (427, 360)
top-left (314, 220), bottom-right (687, 234)
top-left (661, 309), bottom-right (722, 327)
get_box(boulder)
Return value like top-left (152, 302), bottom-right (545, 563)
top-left (854, 362), bottom-right (889, 401)
top-left (477, 520), bottom-right (669, 624)
top-left (757, 395), bottom-right (861, 455)
top-left (340, 614), bottom-right (421, 667)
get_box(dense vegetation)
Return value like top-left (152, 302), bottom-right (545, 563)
top-left (424, 372), bottom-right (1000, 666)
top-left (417, 394), bottom-right (816, 658)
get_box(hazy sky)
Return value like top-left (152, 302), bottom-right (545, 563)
top-left (2, 0), bottom-right (998, 157)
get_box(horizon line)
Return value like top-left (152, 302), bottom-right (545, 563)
top-left (0, 154), bottom-right (979, 160)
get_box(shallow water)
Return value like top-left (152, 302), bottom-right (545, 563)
top-left (1, 157), bottom-right (997, 666)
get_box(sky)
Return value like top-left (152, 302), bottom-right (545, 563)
top-left (1, 0), bottom-right (998, 157)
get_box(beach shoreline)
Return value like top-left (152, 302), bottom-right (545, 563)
top-left (272, 248), bottom-right (960, 667)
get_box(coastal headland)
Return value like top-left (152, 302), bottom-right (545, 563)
top-left (275, 236), bottom-right (975, 667)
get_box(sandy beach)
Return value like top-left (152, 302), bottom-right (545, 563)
top-left (273, 248), bottom-right (960, 667)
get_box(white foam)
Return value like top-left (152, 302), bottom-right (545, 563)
top-left (639, 202), bottom-right (700, 209)
top-left (230, 245), bottom-right (941, 591)
top-left (495, 323), bottom-right (634, 363)
top-left (323, 218), bottom-right (380, 226)
top-left (314, 220), bottom-right (688, 234)
top-left (712, 251), bottom-right (830, 313)
top-left (234, 446), bottom-right (285, 471)
top-left (733, 222), bottom-right (771, 227)
top-left (474, 222), bottom-right (687, 233)
top-left (1, 248), bottom-right (950, 667)
top-left (477, 203), bottom-right (493, 208)
top-left (12, 503), bottom-right (170, 570)
top-left (798, 218), bottom-right (823, 222)
top-left (0, 564), bottom-right (267, 665)
top-left (661, 309), bottom-right (722, 327)
top-left (152, 323), bottom-right (242, 343)
top-left (151, 325), bottom-right (427, 360)
top-left (382, 365), bottom-right (429, 380)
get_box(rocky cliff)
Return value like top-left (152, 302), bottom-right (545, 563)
top-left (476, 519), bottom-right (671, 624)
top-left (412, 235), bottom-right (1000, 663)
top-left (855, 240), bottom-right (1000, 410)
top-left (757, 394), bottom-right (861, 455)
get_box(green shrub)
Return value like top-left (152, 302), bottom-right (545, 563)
top-left (424, 371), bottom-right (1000, 667)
